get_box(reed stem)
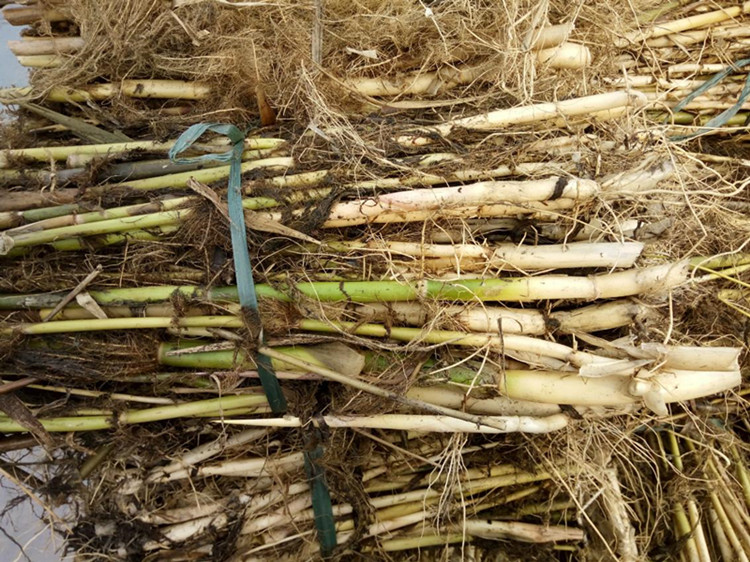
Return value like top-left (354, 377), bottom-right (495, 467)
top-left (0, 395), bottom-right (267, 433)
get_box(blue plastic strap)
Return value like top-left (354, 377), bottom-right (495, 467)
top-left (669, 58), bottom-right (750, 141)
top-left (169, 124), bottom-right (287, 414)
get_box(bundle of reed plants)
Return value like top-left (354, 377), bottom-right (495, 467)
top-left (1, 2), bottom-right (749, 560)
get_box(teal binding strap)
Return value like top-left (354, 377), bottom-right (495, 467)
top-left (669, 57), bottom-right (750, 142)
top-left (172, 126), bottom-right (335, 557)
top-left (169, 124), bottom-right (287, 414)
top-left (304, 440), bottom-right (337, 557)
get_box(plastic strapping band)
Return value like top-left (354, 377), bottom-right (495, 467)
top-left (668, 57), bottom-right (750, 142)
top-left (304, 440), bottom-right (337, 558)
top-left (169, 123), bottom-right (287, 414)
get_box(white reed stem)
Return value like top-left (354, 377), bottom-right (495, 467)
top-left (219, 413), bottom-right (570, 433)
top-left (337, 240), bottom-right (642, 270)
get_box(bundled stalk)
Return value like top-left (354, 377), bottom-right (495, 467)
top-left (321, 240), bottom-right (644, 270)
top-left (8, 37), bottom-right (84, 57)
top-left (642, 426), bottom-right (750, 562)
top-left (155, 337), bottom-right (739, 414)
top-left (0, 80), bottom-right (212, 102)
top-left (96, 425), bottom-right (585, 558)
top-left (2, 4), bottom-right (68, 26)
top-left (0, 394), bottom-right (268, 433)
top-left (0, 137), bottom-right (285, 168)
top-left (606, 2), bottom-right (750, 135)
top-left (0, 260), bottom-right (694, 309)
top-left (36, 298), bottom-right (646, 335)
top-left (0, 174), bottom-right (598, 252)
top-left (346, 42), bottom-right (592, 98)
top-left (395, 91), bottom-right (649, 147)
top-left (1, 1), bottom-right (749, 560)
